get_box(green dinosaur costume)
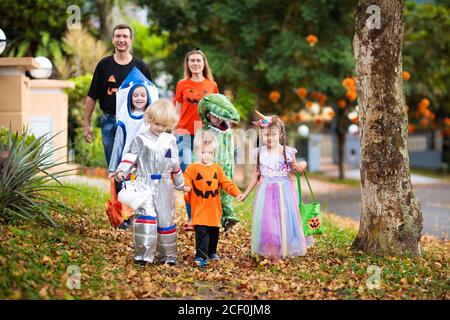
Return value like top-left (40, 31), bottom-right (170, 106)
top-left (195, 94), bottom-right (240, 228)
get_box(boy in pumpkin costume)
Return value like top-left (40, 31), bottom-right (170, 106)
top-left (184, 130), bottom-right (244, 266)
top-left (194, 94), bottom-right (241, 232)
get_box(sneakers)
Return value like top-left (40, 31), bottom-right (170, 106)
top-left (182, 222), bottom-right (195, 232)
top-left (118, 219), bottom-right (131, 230)
top-left (208, 253), bottom-right (220, 261)
top-left (223, 219), bottom-right (238, 232)
top-left (164, 257), bottom-right (177, 266)
top-left (134, 259), bottom-right (147, 267)
top-left (194, 257), bottom-right (208, 268)
top-left (306, 236), bottom-right (315, 248)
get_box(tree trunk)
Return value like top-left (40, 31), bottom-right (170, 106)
top-left (96, 0), bottom-right (113, 41)
top-left (352, 0), bottom-right (423, 255)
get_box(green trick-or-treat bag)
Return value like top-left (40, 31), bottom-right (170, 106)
top-left (296, 172), bottom-right (323, 236)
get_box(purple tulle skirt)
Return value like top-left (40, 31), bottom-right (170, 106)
top-left (251, 176), bottom-right (307, 258)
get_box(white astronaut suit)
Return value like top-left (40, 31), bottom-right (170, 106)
top-left (117, 131), bottom-right (184, 265)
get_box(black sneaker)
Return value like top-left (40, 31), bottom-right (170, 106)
top-left (134, 260), bottom-right (147, 267)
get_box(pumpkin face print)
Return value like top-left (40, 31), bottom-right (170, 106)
top-left (186, 89), bottom-right (209, 105)
top-left (192, 171), bottom-right (219, 199)
top-left (307, 217), bottom-right (321, 230)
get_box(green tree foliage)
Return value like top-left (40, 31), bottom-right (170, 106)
top-left (403, 1), bottom-right (450, 119)
top-left (0, 0), bottom-right (87, 56)
top-left (141, 0), bottom-right (357, 115)
top-left (130, 22), bottom-right (174, 77)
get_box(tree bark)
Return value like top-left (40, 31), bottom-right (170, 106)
top-left (352, 0), bottom-right (423, 255)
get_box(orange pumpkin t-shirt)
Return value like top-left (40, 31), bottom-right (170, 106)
top-left (183, 163), bottom-right (241, 227)
top-left (174, 79), bottom-right (219, 135)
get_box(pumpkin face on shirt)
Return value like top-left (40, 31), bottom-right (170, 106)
top-left (192, 170), bottom-right (219, 199)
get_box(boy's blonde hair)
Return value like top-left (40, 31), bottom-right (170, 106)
top-left (193, 130), bottom-right (218, 156)
top-left (144, 98), bottom-right (180, 128)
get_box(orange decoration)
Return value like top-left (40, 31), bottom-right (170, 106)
top-left (296, 87), bottom-right (308, 98)
top-left (269, 91), bottom-right (281, 103)
top-left (318, 95), bottom-right (328, 106)
top-left (280, 115), bottom-right (287, 123)
top-left (352, 117), bottom-right (359, 124)
top-left (327, 110), bottom-right (335, 118)
top-left (419, 118), bottom-right (429, 127)
top-left (306, 101), bottom-right (313, 108)
top-left (315, 116), bottom-right (323, 125)
top-left (444, 117), bottom-right (450, 126)
top-left (295, 113), bottom-right (302, 122)
top-left (346, 90), bottom-right (357, 101)
top-left (422, 109), bottom-right (431, 118)
top-left (408, 124), bottom-right (416, 134)
top-left (306, 34), bottom-right (318, 47)
top-left (402, 71), bottom-right (411, 81)
top-left (419, 98), bottom-right (430, 109)
top-left (342, 77), bottom-right (357, 91)
top-left (338, 99), bottom-right (347, 108)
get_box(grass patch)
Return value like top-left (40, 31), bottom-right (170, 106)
top-left (307, 172), bottom-right (361, 187)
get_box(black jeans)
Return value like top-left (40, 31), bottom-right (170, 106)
top-left (194, 225), bottom-right (219, 260)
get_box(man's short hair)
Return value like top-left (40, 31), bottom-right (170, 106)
top-left (112, 24), bottom-right (133, 39)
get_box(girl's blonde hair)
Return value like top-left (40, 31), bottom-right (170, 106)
top-left (144, 98), bottom-right (180, 128)
top-left (183, 49), bottom-right (214, 81)
top-left (193, 130), bottom-right (218, 157)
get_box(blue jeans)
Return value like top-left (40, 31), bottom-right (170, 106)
top-left (176, 134), bottom-right (194, 221)
top-left (100, 113), bottom-right (117, 166)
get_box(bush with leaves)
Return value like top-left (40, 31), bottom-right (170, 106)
top-left (73, 127), bottom-right (107, 168)
top-left (0, 128), bottom-right (74, 226)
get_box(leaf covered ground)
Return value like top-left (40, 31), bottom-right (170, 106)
top-left (0, 183), bottom-right (448, 300)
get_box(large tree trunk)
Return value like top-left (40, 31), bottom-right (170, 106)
top-left (352, 0), bottom-right (423, 255)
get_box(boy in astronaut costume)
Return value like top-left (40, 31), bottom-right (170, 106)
top-left (115, 99), bottom-right (184, 266)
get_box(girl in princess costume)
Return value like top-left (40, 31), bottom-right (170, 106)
top-left (109, 67), bottom-right (159, 229)
top-left (241, 110), bottom-right (313, 259)
top-left (115, 99), bottom-right (184, 266)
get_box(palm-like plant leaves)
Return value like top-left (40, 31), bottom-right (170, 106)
top-left (0, 128), bottom-right (76, 226)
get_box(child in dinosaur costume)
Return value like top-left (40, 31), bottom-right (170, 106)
top-left (194, 93), bottom-right (241, 231)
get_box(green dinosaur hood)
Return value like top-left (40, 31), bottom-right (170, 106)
top-left (198, 94), bottom-right (240, 131)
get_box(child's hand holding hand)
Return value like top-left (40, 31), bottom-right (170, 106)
top-left (184, 186), bottom-right (191, 192)
top-left (108, 172), bottom-right (115, 179)
top-left (115, 171), bottom-right (125, 182)
top-left (236, 193), bottom-right (245, 202)
top-left (293, 161), bottom-right (307, 173)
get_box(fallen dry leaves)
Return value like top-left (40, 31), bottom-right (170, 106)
top-left (0, 187), bottom-right (448, 300)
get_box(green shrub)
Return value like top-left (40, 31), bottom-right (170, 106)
top-left (73, 127), bottom-right (107, 168)
top-left (0, 128), bottom-right (74, 226)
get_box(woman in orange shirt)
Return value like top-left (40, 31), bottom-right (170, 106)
top-left (174, 49), bottom-right (219, 230)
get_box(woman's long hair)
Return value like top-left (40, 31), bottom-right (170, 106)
top-left (183, 49), bottom-right (214, 81)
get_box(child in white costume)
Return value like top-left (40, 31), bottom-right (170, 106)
top-left (109, 66), bottom-right (159, 175)
top-left (115, 99), bottom-right (184, 266)
top-left (109, 67), bottom-right (159, 229)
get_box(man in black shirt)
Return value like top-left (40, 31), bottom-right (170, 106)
top-left (84, 24), bottom-right (152, 166)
